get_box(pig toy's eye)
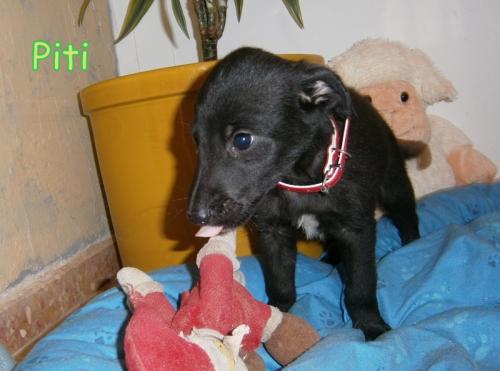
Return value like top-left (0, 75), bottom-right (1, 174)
top-left (232, 132), bottom-right (254, 151)
top-left (401, 92), bottom-right (409, 103)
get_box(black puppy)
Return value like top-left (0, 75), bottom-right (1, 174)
top-left (187, 47), bottom-right (420, 340)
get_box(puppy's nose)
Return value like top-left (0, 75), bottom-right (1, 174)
top-left (187, 207), bottom-right (211, 225)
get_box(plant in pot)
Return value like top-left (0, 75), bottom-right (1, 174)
top-left (78, 0), bottom-right (324, 271)
top-left (79, 0), bottom-right (305, 61)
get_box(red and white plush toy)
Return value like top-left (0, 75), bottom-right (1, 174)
top-left (117, 230), bottom-right (319, 371)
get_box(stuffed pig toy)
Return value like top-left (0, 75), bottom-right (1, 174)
top-left (329, 38), bottom-right (497, 198)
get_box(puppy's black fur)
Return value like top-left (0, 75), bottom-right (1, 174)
top-left (188, 48), bottom-right (420, 340)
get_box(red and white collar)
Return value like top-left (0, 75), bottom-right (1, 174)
top-left (276, 117), bottom-right (351, 193)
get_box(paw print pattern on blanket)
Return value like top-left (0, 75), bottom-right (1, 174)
top-left (488, 254), bottom-right (500, 267)
top-left (319, 310), bottom-right (337, 328)
top-left (466, 334), bottom-right (492, 361)
top-left (414, 284), bottom-right (453, 314)
top-left (443, 312), bottom-right (468, 329)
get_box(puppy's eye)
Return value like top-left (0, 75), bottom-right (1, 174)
top-left (232, 133), bottom-right (254, 151)
top-left (401, 92), bottom-right (409, 103)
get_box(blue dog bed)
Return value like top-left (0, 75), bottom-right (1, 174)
top-left (17, 184), bottom-right (500, 370)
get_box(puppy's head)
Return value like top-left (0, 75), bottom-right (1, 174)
top-left (187, 48), bottom-right (353, 233)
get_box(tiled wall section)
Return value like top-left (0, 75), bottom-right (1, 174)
top-left (0, 239), bottom-right (120, 360)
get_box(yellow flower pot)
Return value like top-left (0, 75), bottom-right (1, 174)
top-left (80, 54), bottom-right (324, 271)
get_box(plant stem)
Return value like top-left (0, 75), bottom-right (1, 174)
top-left (201, 38), bottom-right (218, 61)
top-left (193, 0), bottom-right (228, 61)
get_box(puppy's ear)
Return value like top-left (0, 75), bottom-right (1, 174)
top-left (299, 68), bottom-right (354, 119)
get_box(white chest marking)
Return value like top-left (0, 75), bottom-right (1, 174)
top-left (297, 214), bottom-right (323, 240)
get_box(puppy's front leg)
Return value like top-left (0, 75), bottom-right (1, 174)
top-left (255, 220), bottom-right (298, 312)
top-left (332, 221), bottom-right (391, 340)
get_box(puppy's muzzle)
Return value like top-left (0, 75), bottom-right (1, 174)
top-left (187, 207), bottom-right (211, 225)
top-left (187, 195), bottom-right (242, 226)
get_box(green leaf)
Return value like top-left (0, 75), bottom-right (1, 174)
top-left (282, 0), bottom-right (304, 29)
top-left (115, 0), bottom-right (155, 43)
top-left (78, 0), bottom-right (91, 26)
top-left (172, 0), bottom-right (190, 39)
top-left (234, 0), bottom-right (243, 22)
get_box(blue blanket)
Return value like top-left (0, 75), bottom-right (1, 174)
top-left (17, 184), bottom-right (500, 370)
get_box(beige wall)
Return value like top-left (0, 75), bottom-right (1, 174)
top-left (0, 1), bottom-right (116, 292)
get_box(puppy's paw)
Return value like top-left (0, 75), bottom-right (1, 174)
top-left (359, 320), bottom-right (391, 341)
top-left (400, 228), bottom-right (420, 246)
top-left (350, 305), bottom-right (391, 340)
top-left (268, 299), bottom-right (294, 313)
